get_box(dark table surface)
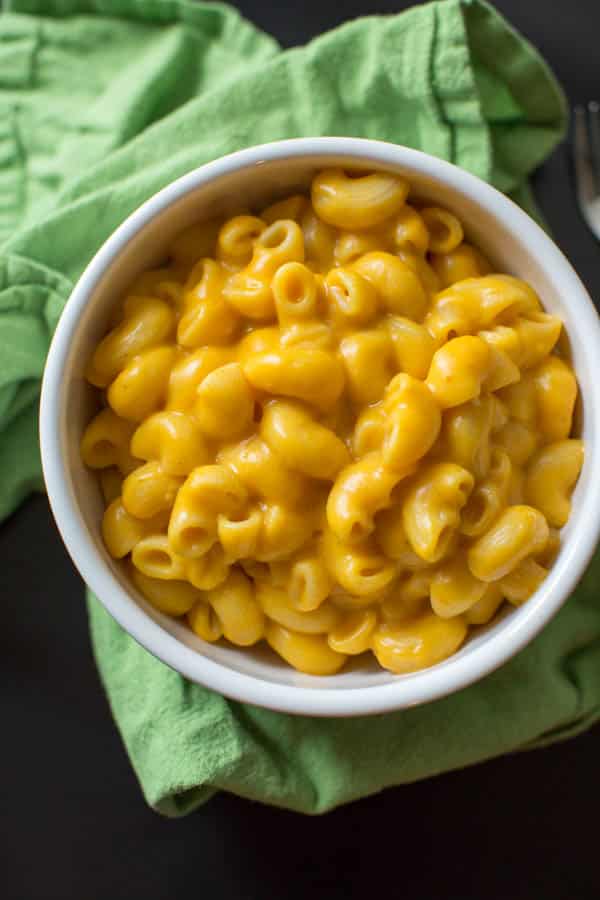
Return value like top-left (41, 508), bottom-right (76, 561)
top-left (3, 2), bottom-right (600, 898)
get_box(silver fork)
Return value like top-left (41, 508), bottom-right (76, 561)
top-left (573, 102), bottom-right (600, 239)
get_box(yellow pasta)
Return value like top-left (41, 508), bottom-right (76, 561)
top-left (280, 319), bottom-right (334, 351)
top-left (382, 374), bottom-right (441, 470)
top-left (288, 552), bottom-right (332, 612)
top-left (426, 275), bottom-right (540, 343)
top-left (216, 215), bottom-right (266, 268)
top-left (260, 400), bottom-right (349, 480)
top-left (166, 346), bottom-right (233, 412)
top-left (507, 464), bottom-right (526, 505)
top-left (195, 362), bottom-right (255, 439)
top-left (467, 505), bottom-right (549, 582)
top-left (257, 582), bottom-right (340, 634)
top-left (495, 421), bottom-right (538, 467)
top-left (461, 447), bottom-right (512, 537)
top-left (101, 499), bottom-right (169, 559)
top-left (131, 534), bottom-right (187, 581)
top-left (386, 316), bottom-right (437, 380)
top-left (430, 242), bottom-right (491, 288)
top-left (86, 297), bottom-right (175, 388)
top-left (484, 346), bottom-right (521, 392)
top-left (207, 570), bottom-right (264, 645)
top-left (328, 608), bottom-right (378, 655)
top-left (513, 313), bottom-right (562, 369)
top-left (498, 376), bottom-right (537, 424)
top-left (334, 229), bottom-right (384, 266)
top-left (532, 355), bottom-right (578, 441)
top-left (168, 464), bottom-right (247, 557)
top-left (131, 566), bottom-right (201, 616)
top-left (352, 406), bottom-right (386, 457)
top-left (107, 346), bottom-right (177, 423)
top-left (81, 408), bottom-right (138, 475)
top-left (255, 502), bottom-right (317, 562)
top-left (322, 529), bottom-right (397, 598)
top-left (122, 461), bottom-right (182, 519)
top-left (420, 206), bottom-right (464, 254)
top-left (430, 556), bottom-right (487, 618)
top-left (391, 204), bottom-right (429, 255)
top-left (339, 330), bottom-right (396, 406)
top-left (131, 411), bottom-right (210, 476)
top-left (218, 436), bottom-right (309, 506)
top-left (464, 584), bottom-right (504, 625)
top-left (371, 614), bottom-right (467, 674)
top-left (381, 572), bottom-right (432, 621)
top-left (352, 251), bottom-right (427, 320)
top-left (82, 167), bottom-right (583, 676)
top-left (325, 268), bottom-right (379, 326)
top-left (374, 505), bottom-right (428, 568)
top-left (272, 262), bottom-right (319, 325)
top-left (426, 336), bottom-right (491, 408)
top-left (402, 462), bottom-right (474, 563)
top-left (223, 219), bottom-right (304, 319)
top-left (217, 506), bottom-right (263, 562)
top-left (266, 622), bottom-right (347, 675)
top-left (327, 452), bottom-right (413, 544)
top-left (187, 599), bottom-right (224, 643)
top-left (536, 527), bottom-right (561, 568)
top-left (186, 543), bottom-right (230, 590)
top-left (126, 269), bottom-right (184, 308)
top-left (243, 347), bottom-right (344, 411)
top-left (178, 259), bottom-right (239, 347)
top-left (300, 207), bottom-right (337, 272)
top-left (311, 168), bottom-right (409, 229)
top-left (234, 327), bottom-right (279, 362)
top-left (442, 395), bottom-right (494, 480)
top-left (500, 558), bottom-right (548, 606)
top-left (262, 194), bottom-right (308, 225)
top-left (525, 439), bottom-right (584, 527)
top-left (396, 246), bottom-right (441, 294)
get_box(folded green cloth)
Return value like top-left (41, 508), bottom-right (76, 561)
top-left (3, 0), bottom-right (600, 817)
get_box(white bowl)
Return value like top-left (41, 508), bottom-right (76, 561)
top-left (40, 137), bottom-right (600, 716)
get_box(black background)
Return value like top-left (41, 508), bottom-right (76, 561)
top-left (3, 2), bottom-right (600, 898)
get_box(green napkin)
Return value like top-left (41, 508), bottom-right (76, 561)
top-left (2, 0), bottom-right (600, 817)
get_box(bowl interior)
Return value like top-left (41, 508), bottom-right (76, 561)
top-left (58, 148), bottom-right (594, 697)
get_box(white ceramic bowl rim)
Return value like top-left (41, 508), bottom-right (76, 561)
top-left (40, 137), bottom-right (600, 716)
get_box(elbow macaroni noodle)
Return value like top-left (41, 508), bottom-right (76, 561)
top-left (81, 168), bottom-right (584, 675)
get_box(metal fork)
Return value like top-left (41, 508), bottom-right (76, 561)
top-left (573, 102), bottom-right (600, 239)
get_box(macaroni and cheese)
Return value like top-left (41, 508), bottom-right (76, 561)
top-left (81, 167), bottom-right (583, 676)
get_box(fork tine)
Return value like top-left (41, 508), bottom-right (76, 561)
top-left (572, 105), bottom-right (597, 208)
